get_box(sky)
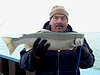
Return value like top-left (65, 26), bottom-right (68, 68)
top-left (0, 0), bottom-right (100, 34)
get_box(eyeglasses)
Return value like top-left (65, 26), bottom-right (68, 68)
top-left (52, 15), bottom-right (67, 21)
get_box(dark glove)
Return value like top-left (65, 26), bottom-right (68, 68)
top-left (74, 45), bottom-right (90, 59)
top-left (32, 38), bottom-right (50, 59)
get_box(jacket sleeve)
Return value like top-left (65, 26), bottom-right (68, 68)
top-left (79, 38), bottom-right (95, 69)
top-left (19, 48), bottom-right (40, 72)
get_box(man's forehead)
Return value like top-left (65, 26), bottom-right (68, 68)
top-left (53, 14), bottom-right (65, 17)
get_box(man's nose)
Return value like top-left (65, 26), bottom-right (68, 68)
top-left (56, 18), bottom-right (62, 23)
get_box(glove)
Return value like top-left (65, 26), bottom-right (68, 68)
top-left (32, 38), bottom-right (50, 59)
top-left (74, 45), bottom-right (90, 59)
top-left (74, 38), bottom-right (84, 47)
top-left (20, 48), bottom-right (27, 57)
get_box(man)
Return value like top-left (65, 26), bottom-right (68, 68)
top-left (20, 5), bottom-right (95, 75)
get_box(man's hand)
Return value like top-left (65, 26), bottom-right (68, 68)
top-left (74, 45), bottom-right (90, 59)
top-left (74, 38), bottom-right (84, 47)
top-left (32, 38), bottom-right (50, 59)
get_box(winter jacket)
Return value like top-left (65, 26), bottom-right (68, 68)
top-left (20, 21), bottom-right (95, 75)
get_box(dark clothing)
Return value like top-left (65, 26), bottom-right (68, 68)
top-left (20, 21), bottom-right (95, 75)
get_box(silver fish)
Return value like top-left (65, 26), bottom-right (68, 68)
top-left (2, 30), bottom-right (84, 54)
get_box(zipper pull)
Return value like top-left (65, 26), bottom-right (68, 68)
top-left (58, 48), bottom-right (61, 52)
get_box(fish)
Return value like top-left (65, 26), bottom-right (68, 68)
top-left (2, 29), bottom-right (84, 54)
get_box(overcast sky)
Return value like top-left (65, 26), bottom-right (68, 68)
top-left (0, 0), bottom-right (100, 34)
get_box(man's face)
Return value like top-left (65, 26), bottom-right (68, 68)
top-left (49, 14), bottom-right (68, 32)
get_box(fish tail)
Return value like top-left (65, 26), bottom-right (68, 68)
top-left (3, 37), bottom-right (15, 54)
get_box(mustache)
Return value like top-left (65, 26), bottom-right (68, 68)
top-left (55, 23), bottom-right (64, 27)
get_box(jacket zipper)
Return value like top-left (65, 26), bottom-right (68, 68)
top-left (58, 49), bottom-right (60, 75)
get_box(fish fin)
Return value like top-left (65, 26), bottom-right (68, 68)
top-left (2, 37), bottom-right (15, 54)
